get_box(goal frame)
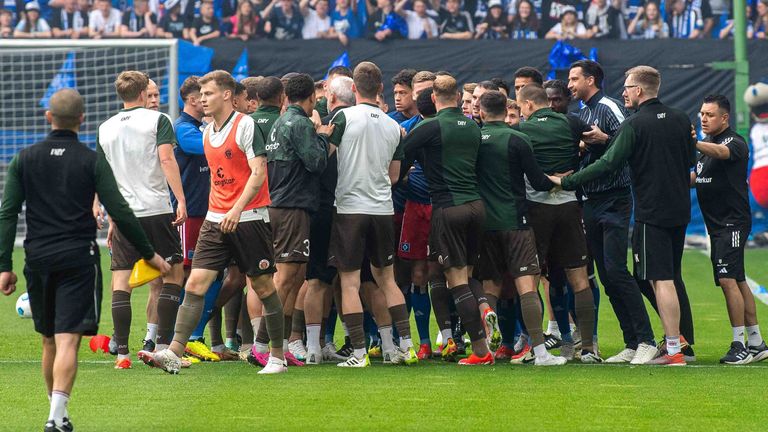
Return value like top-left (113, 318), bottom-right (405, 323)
top-left (0, 39), bottom-right (180, 119)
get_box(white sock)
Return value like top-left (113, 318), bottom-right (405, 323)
top-left (306, 324), bottom-right (321, 353)
top-left (211, 344), bottom-right (226, 353)
top-left (250, 317), bottom-right (261, 344)
top-left (440, 329), bottom-right (452, 343)
top-left (283, 338), bottom-right (289, 351)
top-left (533, 343), bottom-right (548, 358)
top-left (144, 323), bottom-right (158, 342)
top-left (353, 347), bottom-right (366, 359)
top-left (155, 344), bottom-right (169, 351)
top-left (254, 341), bottom-right (269, 354)
top-left (546, 320), bottom-right (559, 335)
top-left (342, 322), bottom-right (350, 337)
top-left (732, 326), bottom-right (746, 343)
top-left (49, 391), bottom-right (68, 424)
top-left (399, 337), bottom-right (413, 351)
top-left (747, 325), bottom-right (763, 346)
top-left (379, 326), bottom-right (396, 353)
top-left (117, 354), bottom-right (130, 361)
top-left (666, 336), bottom-right (681, 355)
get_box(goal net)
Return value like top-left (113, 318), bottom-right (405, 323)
top-left (0, 39), bottom-right (179, 242)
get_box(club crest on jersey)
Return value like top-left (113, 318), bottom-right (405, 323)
top-left (400, 243), bottom-right (410, 252)
top-left (696, 161), bottom-right (703, 175)
top-left (259, 259), bottom-right (271, 270)
top-left (224, 149), bottom-right (233, 159)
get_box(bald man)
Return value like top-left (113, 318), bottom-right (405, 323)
top-left (0, 89), bottom-right (169, 431)
top-left (146, 79), bottom-right (160, 111)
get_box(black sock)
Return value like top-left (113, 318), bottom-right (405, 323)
top-left (451, 284), bottom-right (485, 342)
top-left (111, 290), bottom-right (132, 355)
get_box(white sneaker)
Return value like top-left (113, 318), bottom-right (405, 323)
top-left (605, 348), bottom-right (636, 364)
top-left (288, 339), bottom-right (307, 362)
top-left (580, 350), bottom-right (604, 364)
top-left (305, 349), bottom-right (322, 365)
top-left (337, 354), bottom-right (370, 368)
top-left (534, 352), bottom-right (568, 366)
top-left (322, 343), bottom-right (346, 361)
top-left (257, 356), bottom-right (288, 374)
top-left (630, 343), bottom-right (659, 365)
top-left (138, 349), bottom-right (181, 374)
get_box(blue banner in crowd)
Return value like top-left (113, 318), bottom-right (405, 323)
top-left (233, 49), bottom-right (249, 82)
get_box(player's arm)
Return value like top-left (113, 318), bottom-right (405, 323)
top-left (95, 152), bottom-right (170, 274)
top-left (295, 119), bottom-right (328, 174)
top-left (0, 156), bottom-right (24, 294)
top-left (558, 122), bottom-right (636, 190)
top-left (156, 115), bottom-right (186, 226)
top-left (389, 133), bottom-right (405, 185)
top-left (516, 137), bottom-right (554, 191)
top-left (398, 120), bottom-right (434, 182)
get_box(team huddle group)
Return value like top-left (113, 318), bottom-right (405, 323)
top-left (2, 55), bottom-right (768, 432)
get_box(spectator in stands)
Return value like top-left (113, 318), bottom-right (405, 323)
top-left (157, 0), bottom-right (186, 38)
top-left (539, 0), bottom-right (581, 38)
top-left (755, 0), bottom-right (767, 38)
top-left (709, 0), bottom-right (731, 33)
top-left (51, 0), bottom-right (89, 38)
top-left (586, 0), bottom-right (625, 38)
top-left (331, 0), bottom-right (364, 43)
top-left (0, 9), bottom-right (12, 38)
top-left (509, 0), bottom-right (539, 39)
top-left (187, 0), bottom-right (220, 45)
top-left (227, 0), bottom-right (265, 40)
top-left (395, 0), bottom-right (438, 39)
top-left (264, 0), bottom-right (303, 40)
top-left (119, 0), bottom-right (157, 38)
top-left (366, 0), bottom-right (407, 40)
top-left (628, 1), bottom-right (670, 38)
top-left (668, 0), bottom-right (703, 38)
top-left (222, 0), bottom-right (239, 19)
top-left (719, 5), bottom-right (753, 38)
top-left (475, 0), bottom-right (508, 39)
top-left (437, 0), bottom-right (474, 39)
top-left (693, 0), bottom-right (715, 37)
top-left (14, 2), bottom-right (52, 38)
top-left (545, 7), bottom-right (589, 39)
top-left (89, 0), bottom-right (121, 38)
top-left (300, 0), bottom-right (335, 39)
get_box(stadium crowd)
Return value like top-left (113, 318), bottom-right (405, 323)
top-left (1, 0), bottom-right (766, 41)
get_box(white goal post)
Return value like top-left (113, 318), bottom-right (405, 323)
top-left (0, 39), bottom-right (179, 241)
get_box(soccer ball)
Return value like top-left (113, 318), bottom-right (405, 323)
top-left (16, 292), bottom-right (32, 319)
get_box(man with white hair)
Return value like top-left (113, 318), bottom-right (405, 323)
top-left (305, 75), bottom-right (355, 364)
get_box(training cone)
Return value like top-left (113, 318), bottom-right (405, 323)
top-left (90, 334), bottom-right (111, 353)
top-left (129, 259), bottom-right (161, 288)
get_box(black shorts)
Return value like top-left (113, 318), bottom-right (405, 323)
top-left (429, 200), bottom-right (485, 269)
top-left (110, 213), bottom-right (182, 271)
top-left (269, 207), bottom-right (311, 263)
top-left (192, 219), bottom-right (276, 277)
top-left (479, 229), bottom-right (541, 281)
top-left (306, 205), bottom-right (336, 285)
top-left (329, 213), bottom-right (395, 272)
top-left (527, 200), bottom-right (589, 273)
top-left (25, 251), bottom-right (103, 337)
top-left (710, 227), bottom-right (748, 285)
top-left (632, 222), bottom-right (686, 281)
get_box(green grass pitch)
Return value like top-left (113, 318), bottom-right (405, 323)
top-left (2, 248), bottom-right (768, 431)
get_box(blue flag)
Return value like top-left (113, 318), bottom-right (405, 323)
top-left (325, 52), bottom-right (350, 79)
top-left (39, 52), bottom-right (77, 109)
top-left (233, 49), bottom-right (249, 82)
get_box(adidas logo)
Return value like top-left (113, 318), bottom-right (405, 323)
top-left (719, 268), bottom-right (728, 274)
